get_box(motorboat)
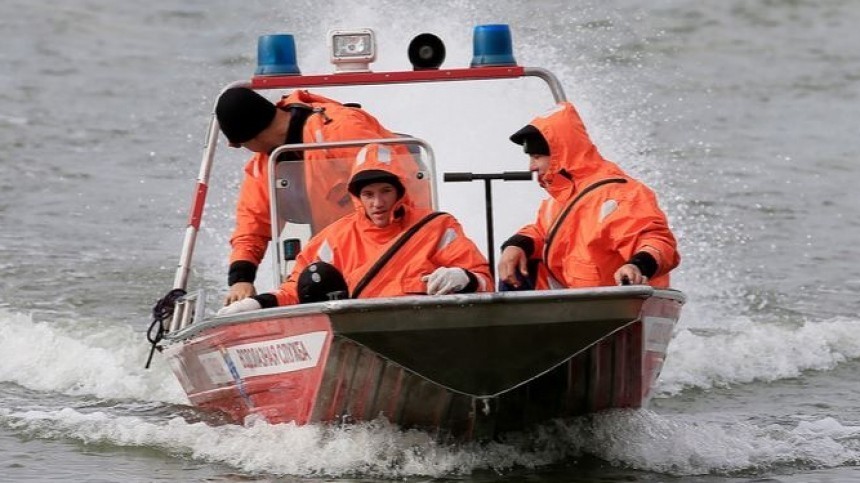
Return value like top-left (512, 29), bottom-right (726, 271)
top-left (147, 25), bottom-right (685, 440)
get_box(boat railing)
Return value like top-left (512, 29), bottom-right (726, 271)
top-left (250, 67), bottom-right (567, 104)
top-left (167, 289), bottom-right (207, 333)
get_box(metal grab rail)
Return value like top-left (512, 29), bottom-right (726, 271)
top-left (443, 171), bottom-right (533, 278)
top-left (251, 66), bottom-right (568, 104)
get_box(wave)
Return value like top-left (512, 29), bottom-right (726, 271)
top-left (658, 315), bottom-right (860, 395)
top-left (0, 308), bottom-right (186, 404)
top-left (1, 405), bottom-right (857, 478)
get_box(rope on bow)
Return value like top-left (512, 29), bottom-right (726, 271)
top-left (144, 288), bottom-right (186, 369)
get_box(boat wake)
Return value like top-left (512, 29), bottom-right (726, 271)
top-left (0, 403), bottom-right (858, 478)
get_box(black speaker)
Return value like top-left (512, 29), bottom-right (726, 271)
top-left (408, 33), bottom-right (446, 70)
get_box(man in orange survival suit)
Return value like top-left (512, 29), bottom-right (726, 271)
top-left (497, 102), bottom-right (680, 290)
top-left (216, 87), bottom-right (427, 306)
top-left (218, 143), bottom-right (492, 315)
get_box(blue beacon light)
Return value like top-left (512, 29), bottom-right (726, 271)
top-left (255, 34), bottom-right (301, 76)
top-left (470, 24), bottom-right (517, 67)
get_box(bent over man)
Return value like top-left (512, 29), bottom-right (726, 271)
top-left (498, 102), bottom-right (680, 290)
top-left (216, 87), bottom-right (426, 305)
top-left (219, 143), bottom-right (492, 315)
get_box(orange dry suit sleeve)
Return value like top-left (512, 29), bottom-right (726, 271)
top-left (589, 183), bottom-right (680, 286)
top-left (228, 153), bottom-right (272, 285)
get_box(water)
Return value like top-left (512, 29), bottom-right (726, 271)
top-left (1, 0), bottom-right (859, 481)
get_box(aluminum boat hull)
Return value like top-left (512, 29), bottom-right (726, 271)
top-left (162, 286), bottom-right (683, 439)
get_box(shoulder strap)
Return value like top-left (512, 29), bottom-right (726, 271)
top-left (542, 178), bottom-right (627, 276)
top-left (351, 211), bottom-right (447, 298)
top-left (276, 104), bottom-right (313, 162)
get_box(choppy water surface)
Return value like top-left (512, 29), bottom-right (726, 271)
top-left (1, 0), bottom-right (858, 481)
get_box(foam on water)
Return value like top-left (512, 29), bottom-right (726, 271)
top-left (0, 308), bottom-right (186, 404)
top-left (659, 315), bottom-right (860, 395)
top-left (552, 410), bottom-right (860, 475)
top-left (1, 405), bottom-right (858, 477)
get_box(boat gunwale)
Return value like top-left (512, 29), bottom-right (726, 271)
top-left (165, 285), bottom-right (684, 342)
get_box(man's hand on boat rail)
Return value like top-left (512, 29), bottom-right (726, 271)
top-left (224, 282), bottom-right (257, 306)
top-left (498, 246), bottom-right (529, 288)
top-left (614, 264), bottom-right (648, 286)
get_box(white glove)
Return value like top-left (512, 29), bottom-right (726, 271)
top-left (423, 267), bottom-right (470, 295)
top-left (217, 297), bottom-right (262, 316)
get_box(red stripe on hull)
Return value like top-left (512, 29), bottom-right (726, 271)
top-left (164, 314), bottom-right (333, 425)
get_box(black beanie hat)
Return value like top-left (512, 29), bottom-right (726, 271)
top-left (347, 169), bottom-right (406, 198)
top-left (298, 262), bottom-right (349, 303)
top-left (509, 124), bottom-right (550, 156)
top-left (215, 87), bottom-right (277, 146)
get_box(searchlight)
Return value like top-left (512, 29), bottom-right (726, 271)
top-left (255, 34), bottom-right (301, 76)
top-left (470, 24), bottom-right (517, 67)
top-left (329, 28), bottom-right (376, 73)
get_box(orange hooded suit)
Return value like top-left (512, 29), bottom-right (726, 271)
top-left (266, 143), bottom-right (492, 306)
top-left (505, 102), bottom-right (680, 288)
top-left (228, 90), bottom-right (428, 286)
